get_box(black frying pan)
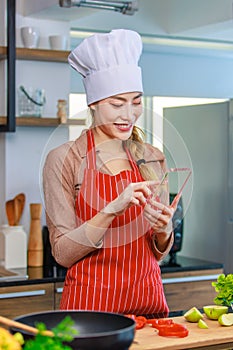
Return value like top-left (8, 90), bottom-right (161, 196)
top-left (13, 310), bottom-right (135, 350)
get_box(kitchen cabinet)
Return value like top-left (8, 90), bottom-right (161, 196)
top-left (0, 283), bottom-right (54, 319)
top-left (162, 268), bottom-right (223, 312)
top-left (54, 282), bottom-right (64, 309)
top-left (0, 257), bottom-right (224, 318)
top-left (53, 267), bottom-right (224, 313)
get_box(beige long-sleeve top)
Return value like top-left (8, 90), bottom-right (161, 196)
top-left (43, 129), bottom-right (174, 268)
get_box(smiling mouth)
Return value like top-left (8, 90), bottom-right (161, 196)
top-left (114, 123), bottom-right (133, 131)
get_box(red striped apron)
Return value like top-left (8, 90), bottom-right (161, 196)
top-left (60, 129), bottom-right (169, 317)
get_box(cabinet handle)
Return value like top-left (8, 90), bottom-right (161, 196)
top-left (162, 274), bottom-right (220, 284)
top-left (0, 290), bottom-right (46, 299)
top-left (55, 287), bottom-right (63, 294)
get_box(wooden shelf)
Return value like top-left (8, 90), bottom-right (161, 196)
top-left (0, 46), bottom-right (70, 62)
top-left (0, 116), bottom-right (86, 127)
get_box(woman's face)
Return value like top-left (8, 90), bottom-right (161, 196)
top-left (90, 92), bottom-right (143, 141)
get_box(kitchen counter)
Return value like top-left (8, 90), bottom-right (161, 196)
top-left (130, 315), bottom-right (233, 350)
top-left (0, 255), bottom-right (223, 287)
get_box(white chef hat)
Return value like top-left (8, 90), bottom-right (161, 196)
top-left (68, 29), bottom-right (143, 105)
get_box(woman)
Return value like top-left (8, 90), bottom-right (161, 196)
top-left (43, 29), bottom-right (175, 318)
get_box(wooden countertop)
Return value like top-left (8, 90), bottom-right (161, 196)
top-left (130, 315), bottom-right (233, 350)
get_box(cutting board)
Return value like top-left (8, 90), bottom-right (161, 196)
top-left (130, 315), bottom-right (233, 350)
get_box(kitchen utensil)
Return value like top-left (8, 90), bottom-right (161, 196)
top-left (5, 200), bottom-right (15, 226)
top-left (12, 310), bottom-right (135, 350)
top-left (0, 315), bottom-right (53, 336)
top-left (13, 193), bottom-right (25, 226)
top-left (28, 203), bottom-right (43, 267)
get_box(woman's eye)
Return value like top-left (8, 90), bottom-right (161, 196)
top-left (133, 100), bottom-right (142, 106)
top-left (110, 103), bottom-right (123, 108)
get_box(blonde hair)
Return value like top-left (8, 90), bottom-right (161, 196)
top-left (125, 125), bottom-right (159, 181)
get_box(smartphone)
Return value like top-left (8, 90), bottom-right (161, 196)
top-left (151, 167), bottom-right (192, 208)
top-left (168, 168), bottom-right (192, 207)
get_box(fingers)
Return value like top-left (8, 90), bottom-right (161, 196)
top-left (170, 193), bottom-right (181, 210)
top-left (129, 181), bottom-right (154, 204)
top-left (144, 201), bottom-right (174, 228)
top-left (149, 199), bottom-right (174, 216)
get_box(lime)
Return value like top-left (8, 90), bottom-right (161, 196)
top-left (203, 305), bottom-right (228, 320)
top-left (198, 319), bottom-right (209, 329)
top-left (184, 307), bottom-right (203, 322)
top-left (218, 313), bottom-right (233, 326)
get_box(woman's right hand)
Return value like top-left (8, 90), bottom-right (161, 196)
top-left (101, 181), bottom-right (157, 216)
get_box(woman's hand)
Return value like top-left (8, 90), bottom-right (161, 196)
top-left (144, 198), bottom-right (175, 234)
top-left (101, 181), bottom-right (157, 217)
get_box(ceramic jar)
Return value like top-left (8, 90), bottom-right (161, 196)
top-left (0, 225), bottom-right (27, 269)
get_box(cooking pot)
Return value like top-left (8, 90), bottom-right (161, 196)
top-left (13, 310), bottom-right (135, 350)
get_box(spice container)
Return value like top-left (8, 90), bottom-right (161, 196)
top-left (0, 225), bottom-right (27, 269)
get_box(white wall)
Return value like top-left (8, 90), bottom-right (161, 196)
top-left (5, 126), bottom-right (69, 234)
top-left (140, 49), bottom-right (233, 98)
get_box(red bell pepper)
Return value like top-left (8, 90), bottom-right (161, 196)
top-left (147, 318), bottom-right (174, 329)
top-left (125, 314), bottom-right (147, 330)
top-left (157, 323), bottom-right (189, 338)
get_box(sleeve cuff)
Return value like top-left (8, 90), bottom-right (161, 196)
top-left (151, 231), bottom-right (174, 261)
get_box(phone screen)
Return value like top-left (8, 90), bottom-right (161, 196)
top-left (151, 167), bottom-right (192, 207)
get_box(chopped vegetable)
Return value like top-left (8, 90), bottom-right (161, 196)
top-left (0, 327), bottom-right (22, 349)
top-left (212, 274), bottom-right (233, 308)
top-left (157, 323), bottom-right (189, 338)
top-left (218, 313), bottom-right (233, 326)
top-left (198, 319), bottom-right (209, 329)
top-left (184, 307), bottom-right (203, 322)
top-left (23, 316), bottom-right (78, 350)
top-left (147, 318), bottom-right (174, 329)
top-left (125, 314), bottom-right (147, 330)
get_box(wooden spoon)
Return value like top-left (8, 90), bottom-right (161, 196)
top-left (0, 315), bottom-right (54, 337)
top-left (14, 193), bottom-right (26, 226)
top-left (5, 200), bottom-right (15, 226)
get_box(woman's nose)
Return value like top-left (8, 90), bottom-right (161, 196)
top-left (121, 103), bottom-right (134, 120)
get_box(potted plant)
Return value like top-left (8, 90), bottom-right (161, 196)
top-left (212, 274), bottom-right (233, 311)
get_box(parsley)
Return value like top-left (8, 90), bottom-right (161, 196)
top-left (212, 273), bottom-right (233, 308)
top-left (23, 316), bottom-right (79, 350)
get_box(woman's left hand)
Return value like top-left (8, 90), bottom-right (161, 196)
top-left (144, 198), bottom-right (174, 233)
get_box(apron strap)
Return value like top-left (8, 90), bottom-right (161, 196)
top-left (124, 143), bottom-right (142, 175)
top-left (87, 128), bottom-right (142, 178)
top-left (86, 129), bottom-right (97, 170)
